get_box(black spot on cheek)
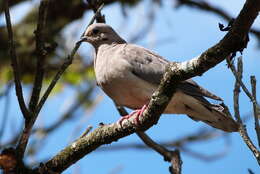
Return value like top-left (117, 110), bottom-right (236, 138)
top-left (102, 37), bottom-right (108, 41)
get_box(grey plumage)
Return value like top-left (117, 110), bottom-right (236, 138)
top-left (81, 23), bottom-right (238, 132)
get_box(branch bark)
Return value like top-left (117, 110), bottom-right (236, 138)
top-left (227, 57), bottom-right (260, 165)
top-left (15, 0), bottom-right (51, 160)
top-left (37, 0), bottom-right (260, 173)
top-left (29, 0), bottom-right (49, 112)
top-left (4, 0), bottom-right (31, 120)
top-left (115, 105), bottom-right (182, 174)
top-left (250, 76), bottom-right (260, 147)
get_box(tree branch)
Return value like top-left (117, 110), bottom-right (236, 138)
top-left (29, 0), bottom-right (50, 112)
top-left (115, 105), bottom-right (182, 174)
top-left (250, 76), bottom-right (260, 147)
top-left (4, 0), bottom-right (31, 120)
top-left (15, 0), bottom-right (50, 160)
top-left (35, 3), bottom-right (104, 116)
top-left (35, 85), bottom-right (95, 134)
top-left (38, 0), bottom-right (260, 173)
top-left (169, 150), bottom-right (182, 174)
top-left (227, 57), bottom-right (260, 165)
top-left (97, 129), bottom-right (223, 152)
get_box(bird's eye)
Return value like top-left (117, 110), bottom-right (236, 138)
top-left (92, 28), bottom-right (99, 35)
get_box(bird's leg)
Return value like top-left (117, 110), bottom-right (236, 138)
top-left (117, 104), bottom-right (147, 127)
top-left (133, 104), bottom-right (147, 125)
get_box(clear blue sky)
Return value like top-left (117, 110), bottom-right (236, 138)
top-left (0, 0), bottom-right (260, 173)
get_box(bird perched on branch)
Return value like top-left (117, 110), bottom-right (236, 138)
top-left (80, 23), bottom-right (238, 132)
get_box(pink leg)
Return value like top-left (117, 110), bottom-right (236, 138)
top-left (117, 104), bottom-right (148, 127)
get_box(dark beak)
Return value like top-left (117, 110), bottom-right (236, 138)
top-left (78, 36), bottom-right (90, 43)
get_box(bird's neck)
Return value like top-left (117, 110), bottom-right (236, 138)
top-left (95, 40), bottom-right (126, 53)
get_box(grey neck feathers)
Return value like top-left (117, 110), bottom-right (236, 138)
top-left (94, 38), bottom-right (127, 53)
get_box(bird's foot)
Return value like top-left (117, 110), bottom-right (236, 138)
top-left (117, 105), bottom-right (147, 128)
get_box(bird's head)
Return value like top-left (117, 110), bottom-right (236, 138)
top-left (79, 23), bottom-right (126, 48)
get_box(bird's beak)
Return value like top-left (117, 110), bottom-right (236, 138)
top-left (78, 36), bottom-right (90, 43)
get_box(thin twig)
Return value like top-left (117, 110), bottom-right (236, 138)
top-left (36, 3), bottom-right (104, 115)
top-left (136, 131), bottom-right (175, 161)
top-left (15, 4), bottom-right (104, 157)
top-left (4, 0), bottom-right (30, 119)
top-left (80, 126), bottom-right (93, 138)
top-left (248, 169), bottom-right (255, 174)
top-left (97, 129), bottom-right (222, 151)
top-left (38, 85), bottom-right (95, 133)
top-left (29, 0), bottom-right (50, 112)
top-left (115, 105), bottom-right (182, 174)
top-left (228, 57), bottom-right (260, 165)
top-left (230, 57), bottom-right (243, 124)
top-left (227, 56), bottom-right (256, 103)
top-left (15, 0), bottom-right (51, 159)
top-left (89, 1), bottom-right (105, 23)
top-left (250, 76), bottom-right (260, 147)
top-left (97, 129), bottom-right (230, 162)
top-left (179, 135), bottom-right (231, 162)
top-left (81, 3), bottom-right (105, 37)
top-left (15, 3), bottom-right (104, 163)
top-left (99, 129), bottom-right (221, 151)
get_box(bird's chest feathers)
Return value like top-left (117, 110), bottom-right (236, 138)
top-left (94, 45), bottom-right (129, 86)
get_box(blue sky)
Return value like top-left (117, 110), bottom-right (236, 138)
top-left (1, 0), bottom-right (260, 173)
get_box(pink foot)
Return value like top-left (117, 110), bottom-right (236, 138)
top-left (117, 105), bottom-right (148, 127)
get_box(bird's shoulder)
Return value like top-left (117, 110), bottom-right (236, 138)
top-left (111, 43), bottom-right (169, 85)
top-left (118, 43), bottom-right (169, 65)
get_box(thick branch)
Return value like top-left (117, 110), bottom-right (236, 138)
top-left (39, 0), bottom-right (260, 173)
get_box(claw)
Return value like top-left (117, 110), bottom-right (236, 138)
top-left (117, 105), bottom-right (148, 128)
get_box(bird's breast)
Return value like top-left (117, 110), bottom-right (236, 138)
top-left (94, 48), bottom-right (155, 109)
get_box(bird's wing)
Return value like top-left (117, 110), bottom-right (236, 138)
top-left (122, 44), bottom-right (169, 85)
top-left (122, 44), bottom-right (223, 101)
top-left (178, 79), bottom-right (223, 101)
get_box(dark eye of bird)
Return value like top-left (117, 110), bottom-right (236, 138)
top-left (92, 28), bottom-right (99, 35)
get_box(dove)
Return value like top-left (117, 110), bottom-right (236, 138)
top-left (80, 23), bottom-right (238, 132)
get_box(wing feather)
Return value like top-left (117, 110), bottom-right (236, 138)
top-left (122, 44), bottom-right (222, 102)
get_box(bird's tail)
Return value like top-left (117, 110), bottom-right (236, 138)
top-left (183, 94), bottom-right (239, 132)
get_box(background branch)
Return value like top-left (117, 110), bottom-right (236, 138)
top-left (29, 0), bottom-right (50, 112)
top-left (4, 0), bottom-right (30, 120)
top-left (115, 105), bottom-right (182, 174)
top-left (15, 0), bottom-right (51, 160)
top-left (227, 57), bottom-right (260, 165)
top-left (250, 76), bottom-right (260, 147)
